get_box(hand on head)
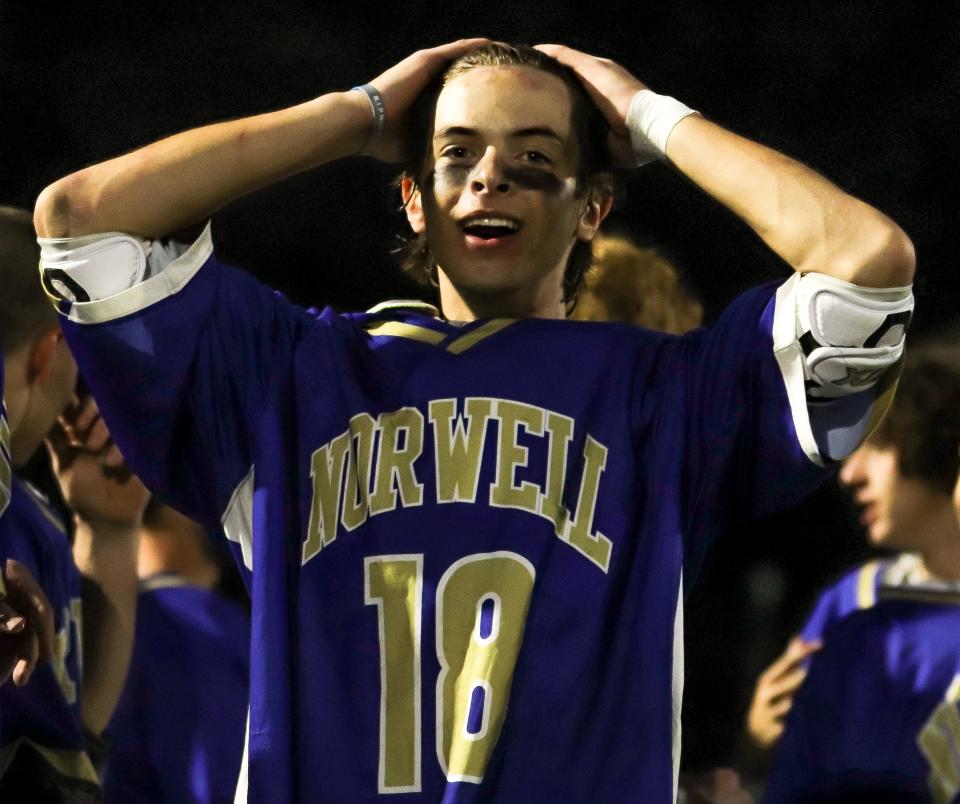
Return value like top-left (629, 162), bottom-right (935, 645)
top-left (45, 396), bottom-right (149, 530)
top-left (361, 39), bottom-right (491, 162)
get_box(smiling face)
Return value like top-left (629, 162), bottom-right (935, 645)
top-left (404, 65), bottom-right (610, 320)
top-left (839, 441), bottom-right (949, 550)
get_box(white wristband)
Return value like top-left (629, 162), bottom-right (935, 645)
top-left (626, 89), bottom-right (699, 167)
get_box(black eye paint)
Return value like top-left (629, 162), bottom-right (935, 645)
top-left (431, 163), bottom-right (568, 195)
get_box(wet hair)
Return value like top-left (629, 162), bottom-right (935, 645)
top-left (870, 344), bottom-right (960, 495)
top-left (570, 234), bottom-right (703, 334)
top-left (0, 206), bottom-right (56, 353)
top-left (396, 42), bottom-right (616, 310)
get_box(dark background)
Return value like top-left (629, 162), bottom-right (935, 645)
top-left (2, 0), bottom-right (957, 778)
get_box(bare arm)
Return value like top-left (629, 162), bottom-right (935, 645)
top-left (536, 44), bottom-right (915, 289)
top-left (34, 39), bottom-right (489, 241)
top-left (48, 398), bottom-right (149, 735)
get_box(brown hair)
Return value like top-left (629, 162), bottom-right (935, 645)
top-left (0, 206), bottom-right (56, 353)
top-left (397, 42), bottom-right (616, 310)
top-left (570, 234), bottom-right (703, 334)
top-left (870, 344), bottom-right (960, 495)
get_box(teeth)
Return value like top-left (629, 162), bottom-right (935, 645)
top-left (464, 217), bottom-right (519, 231)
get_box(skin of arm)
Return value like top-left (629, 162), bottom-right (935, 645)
top-left (47, 398), bottom-right (149, 736)
top-left (34, 39), bottom-right (489, 240)
top-left (536, 44), bottom-right (915, 289)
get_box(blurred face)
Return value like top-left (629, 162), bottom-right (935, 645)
top-left (405, 65), bottom-right (608, 318)
top-left (839, 441), bottom-right (946, 550)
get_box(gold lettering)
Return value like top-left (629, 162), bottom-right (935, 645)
top-left (489, 401), bottom-right (543, 514)
top-left (538, 411), bottom-right (574, 535)
top-left (371, 408), bottom-right (425, 515)
top-left (303, 429), bottom-right (351, 563)
top-left (430, 398), bottom-right (493, 504)
top-left (563, 436), bottom-right (612, 572)
top-left (342, 413), bottom-right (378, 532)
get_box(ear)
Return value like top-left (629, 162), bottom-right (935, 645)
top-left (401, 176), bottom-right (426, 235)
top-left (576, 190), bottom-right (614, 242)
top-left (27, 327), bottom-right (63, 386)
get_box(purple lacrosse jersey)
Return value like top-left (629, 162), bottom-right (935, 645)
top-left (799, 553), bottom-right (922, 644)
top-left (0, 476), bottom-right (93, 790)
top-left (103, 574), bottom-right (249, 803)
top-left (765, 587), bottom-right (960, 803)
top-left (56, 227), bottom-right (837, 802)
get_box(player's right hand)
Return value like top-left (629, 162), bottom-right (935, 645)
top-left (0, 559), bottom-right (55, 687)
top-left (746, 636), bottom-right (821, 749)
top-left (362, 38), bottom-right (490, 163)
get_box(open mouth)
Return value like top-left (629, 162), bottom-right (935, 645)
top-left (460, 216), bottom-right (521, 244)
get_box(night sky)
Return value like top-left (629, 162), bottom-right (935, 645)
top-left (2, 0), bottom-right (957, 774)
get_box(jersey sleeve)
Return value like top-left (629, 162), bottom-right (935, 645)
top-left (673, 277), bottom-right (899, 553)
top-left (46, 225), bottom-right (307, 534)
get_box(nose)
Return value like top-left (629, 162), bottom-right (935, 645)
top-left (469, 146), bottom-right (511, 195)
top-left (839, 446), bottom-right (866, 488)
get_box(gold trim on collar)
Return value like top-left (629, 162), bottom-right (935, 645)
top-left (446, 319), bottom-right (516, 354)
top-left (856, 560), bottom-right (882, 609)
top-left (366, 321), bottom-right (446, 345)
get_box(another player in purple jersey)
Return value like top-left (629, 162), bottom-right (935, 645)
top-left (35, 40), bottom-right (915, 802)
top-left (103, 501), bottom-right (249, 804)
top-left (748, 350), bottom-right (960, 755)
top-left (0, 207), bottom-right (148, 798)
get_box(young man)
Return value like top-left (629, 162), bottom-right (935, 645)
top-left (750, 350), bottom-right (960, 801)
top-left (0, 206), bottom-right (148, 798)
top-left (748, 349), bottom-right (960, 754)
top-left (33, 40), bottom-right (914, 802)
top-left (103, 501), bottom-right (249, 803)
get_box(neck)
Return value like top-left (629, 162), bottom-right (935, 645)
top-left (917, 501), bottom-right (960, 582)
top-left (437, 268), bottom-right (567, 322)
top-left (138, 507), bottom-right (219, 589)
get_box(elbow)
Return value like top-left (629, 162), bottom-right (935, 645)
top-left (828, 221), bottom-right (916, 289)
top-left (34, 172), bottom-right (93, 239)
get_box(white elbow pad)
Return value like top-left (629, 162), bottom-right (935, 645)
top-left (39, 233), bottom-right (149, 303)
top-left (794, 273), bottom-right (913, 399)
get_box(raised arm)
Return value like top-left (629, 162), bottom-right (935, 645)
top-left (47, 397), bottom-right (149, 735)
top-left (34, 39), bottom-right (488, 240)
top-left (536, 44), bottom-right (915, 289)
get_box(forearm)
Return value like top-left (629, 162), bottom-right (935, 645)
top-left (72, 518), bottom-right (139, 735)
top-left (35, 90), bottom-right (372, 240)
top-left (664, 114), bottom-right (915, 287)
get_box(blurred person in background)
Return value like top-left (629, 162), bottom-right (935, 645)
top-left (571, 232), bottom-right (702, 334)
top-left (0, 205), bottom-right (148, 800)
top-left (103, 500), bottom-right (249, 803)
top-left (747, 344), bottom-right (960, 801)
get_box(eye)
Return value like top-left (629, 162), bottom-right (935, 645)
top-left (440, 146), bottom-right (472, 160)
top-left (521, 150), bottom-right (552, 165)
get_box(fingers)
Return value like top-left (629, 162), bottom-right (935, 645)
top-left (4, 559), bottom-right (55, 663)
top-left (12, 625), bottom-right (40, 686)
top-left (764, 637), bottom-right (821, 681)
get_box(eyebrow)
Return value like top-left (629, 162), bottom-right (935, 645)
top-left (433, 125), bottom-right (565, 144)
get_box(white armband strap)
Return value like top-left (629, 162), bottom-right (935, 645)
top-left (39, 233), bottom-right (150, 303)
top-left (793, 273), bottom-right (913, 399)
top-left (625, 89), bottom-right (699, 167)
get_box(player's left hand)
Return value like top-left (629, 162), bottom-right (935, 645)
top-left (46, 396), bottom-right (149, 530)
top-left (534, 44), bottom-right (648, 168)
top-left (0, 559), bottom-right (55, 687)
